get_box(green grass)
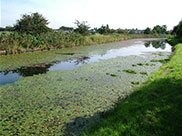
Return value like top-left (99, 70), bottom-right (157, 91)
top-left (122, 69), bottom-right (137, 74)
top-left (84, 43), bottom-right (182, 136)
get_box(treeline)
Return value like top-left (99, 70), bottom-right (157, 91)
top-left (0, 12), bottom-right (171, 55)
top-left (144, 25), bottom-right (169, 34)
top-left (0, 26), bottom-right (14, 32)
top-left (167, 19), bottom-right (182, 45)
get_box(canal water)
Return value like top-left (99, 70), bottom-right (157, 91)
top-left (0, 40), bottom-right (172, 85)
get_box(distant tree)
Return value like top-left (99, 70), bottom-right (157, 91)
top-left (14, 12), bottom-right (52, 35)
top-left (152, 25), bottom-right (167, 34)
top-left (172, 20), bottom-right (182, 37)
top-left (161, 25), bottom-right (167, 34)
top-left (0, 26), bottom-right (15, 31)
top-left (98, 24), bottom-right (110, 34)
top-left (59, 26), bottom-right (74, 32)
top-left (116, 28), bottom-right (126, 34)
top-left (144, 27), bottom-right (152, 34)
top-left (152, 25), bottom-right (162, 34)
top-left (74, 20), bottom-right (90, 36)
top-left (0, 27), bottom-right (5, 31)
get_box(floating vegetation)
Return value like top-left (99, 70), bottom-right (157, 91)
top-left (132, 64), bottom-right (137, 67)
top-left (145, 63), bottom-right (150, 66)
top-left (137, 63), bottom-right (144, 66)
top-left (58, 77), bottom-right (64, 81)
top-left (123, 69), bottom-right (137, 74)
top-left (151, 59), bottom-right (170, 63)
top-left (150, 64), bottom-right (156, 66)
top-left (140, 72), bottom-right (148, 75)
top-left (131, 81), bottom-right (140, 85)
top-left (0, 40), bottom-right (171, 135)
top-left (110, 74), bottom-right (118, 77)
top-left (106, 73), bottom-right (118, 77)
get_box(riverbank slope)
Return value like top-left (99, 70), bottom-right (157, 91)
top-left (84, 42), bottom-right (182, 136)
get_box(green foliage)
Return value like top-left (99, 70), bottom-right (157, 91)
top-left (74, 20), bottom-right (90, 36)
top-left (172, 20), bottom-right (182, 38)
top-left (84, 43), bottom-right (182, 136)
top-left (144, 25), bottom-right (168, 35)
top-left (0, 26), bottom-right (15, 31)
top-left (144, 27), bottom-right (152, 34)
top-left (0, 33), bottom-right (167, 55)
top-left (152, 25), bottom-right (167, 34)
top-left (122, 69), bottom-right (137, 74)
top-left (97, 24), bottom-right (115, 34)
top-left (14, 12), bottom-right (52, 35)
top-left (59, 26), bottom-right (74, 32)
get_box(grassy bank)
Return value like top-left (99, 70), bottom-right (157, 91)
top-left (84, 42), bottom-right (182, 136)
top-left (0, 32), bottom-right (171, 55)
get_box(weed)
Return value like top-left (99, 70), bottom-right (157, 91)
top-left (131, 81), bottom-right (140, 85)
top-left (123, 69), bottom-right (137, 74)
top-left (150, 59), bottom-right (170, 63)
top-left (140, 72), bottom-right (148, 75)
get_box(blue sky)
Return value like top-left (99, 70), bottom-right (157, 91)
top-left (1, 0), bottom-right (182, 30)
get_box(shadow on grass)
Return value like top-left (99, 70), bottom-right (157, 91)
top-left (64, 77), bottom-right (182, 136)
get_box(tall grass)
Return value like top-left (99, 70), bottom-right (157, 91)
top-left (0, 32), bottom-right (171, 55)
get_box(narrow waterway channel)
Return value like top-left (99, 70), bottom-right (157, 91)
top-left (0, 40), bottom-right (172, 85)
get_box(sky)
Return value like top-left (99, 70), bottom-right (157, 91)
top-left (1, 0), bottom-right (182, 30)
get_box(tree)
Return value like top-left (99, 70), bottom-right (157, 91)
top-left (161, 25), bottom-right (167, 34)
top-left (98, 24), bottom-right (110, 34)
top-left (14, 12), bottom-right (52, 35)
top-left (172, 20), bottom-right (182, 37)
top-left (152, 25), bottom-right (162, 34)
top-left (144, 27), bottom-right (152, 34)
top-left (59, 26), bottom-right (74, 32)
top-left (74, 20), bottom-right (90, 36)
top-left (152, 25), bottom-right (167, 34)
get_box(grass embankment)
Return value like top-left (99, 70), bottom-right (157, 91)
top-left (0, 32), bottom-right (171, 55)
top-left (84, 43), bottom-right (182, 136)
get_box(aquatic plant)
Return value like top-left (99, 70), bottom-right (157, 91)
top-left (151, 59), bottom-right (170, 63)
top-left (122, 69), bottom-right (137, 74)
top-left (140, 72), bottom-right (148, 75)
top-left (131, 81), bottom-right (140, 85)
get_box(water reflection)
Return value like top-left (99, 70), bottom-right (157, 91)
top-left (144, 41), bottom-right (166, 49)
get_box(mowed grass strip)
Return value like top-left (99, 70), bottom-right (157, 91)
top-left (84, 43), bottom-right (182, 136)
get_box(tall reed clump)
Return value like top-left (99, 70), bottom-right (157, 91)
top-left (0, 32), bottom-right (171, 55)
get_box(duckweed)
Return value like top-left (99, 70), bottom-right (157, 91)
top-left (122, 69), bottom-right (137, 74)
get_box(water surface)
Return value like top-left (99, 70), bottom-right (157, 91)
top-left (0, 40), bottom-right (172, 85)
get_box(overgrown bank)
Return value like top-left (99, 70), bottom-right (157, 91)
top-left (0, 32), bottom-right (170, 55)
top-left (84, 41), bottom-right (182, 136)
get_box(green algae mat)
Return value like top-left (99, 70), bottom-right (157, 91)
top-left (0, 39), bottom-right (171, 135)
